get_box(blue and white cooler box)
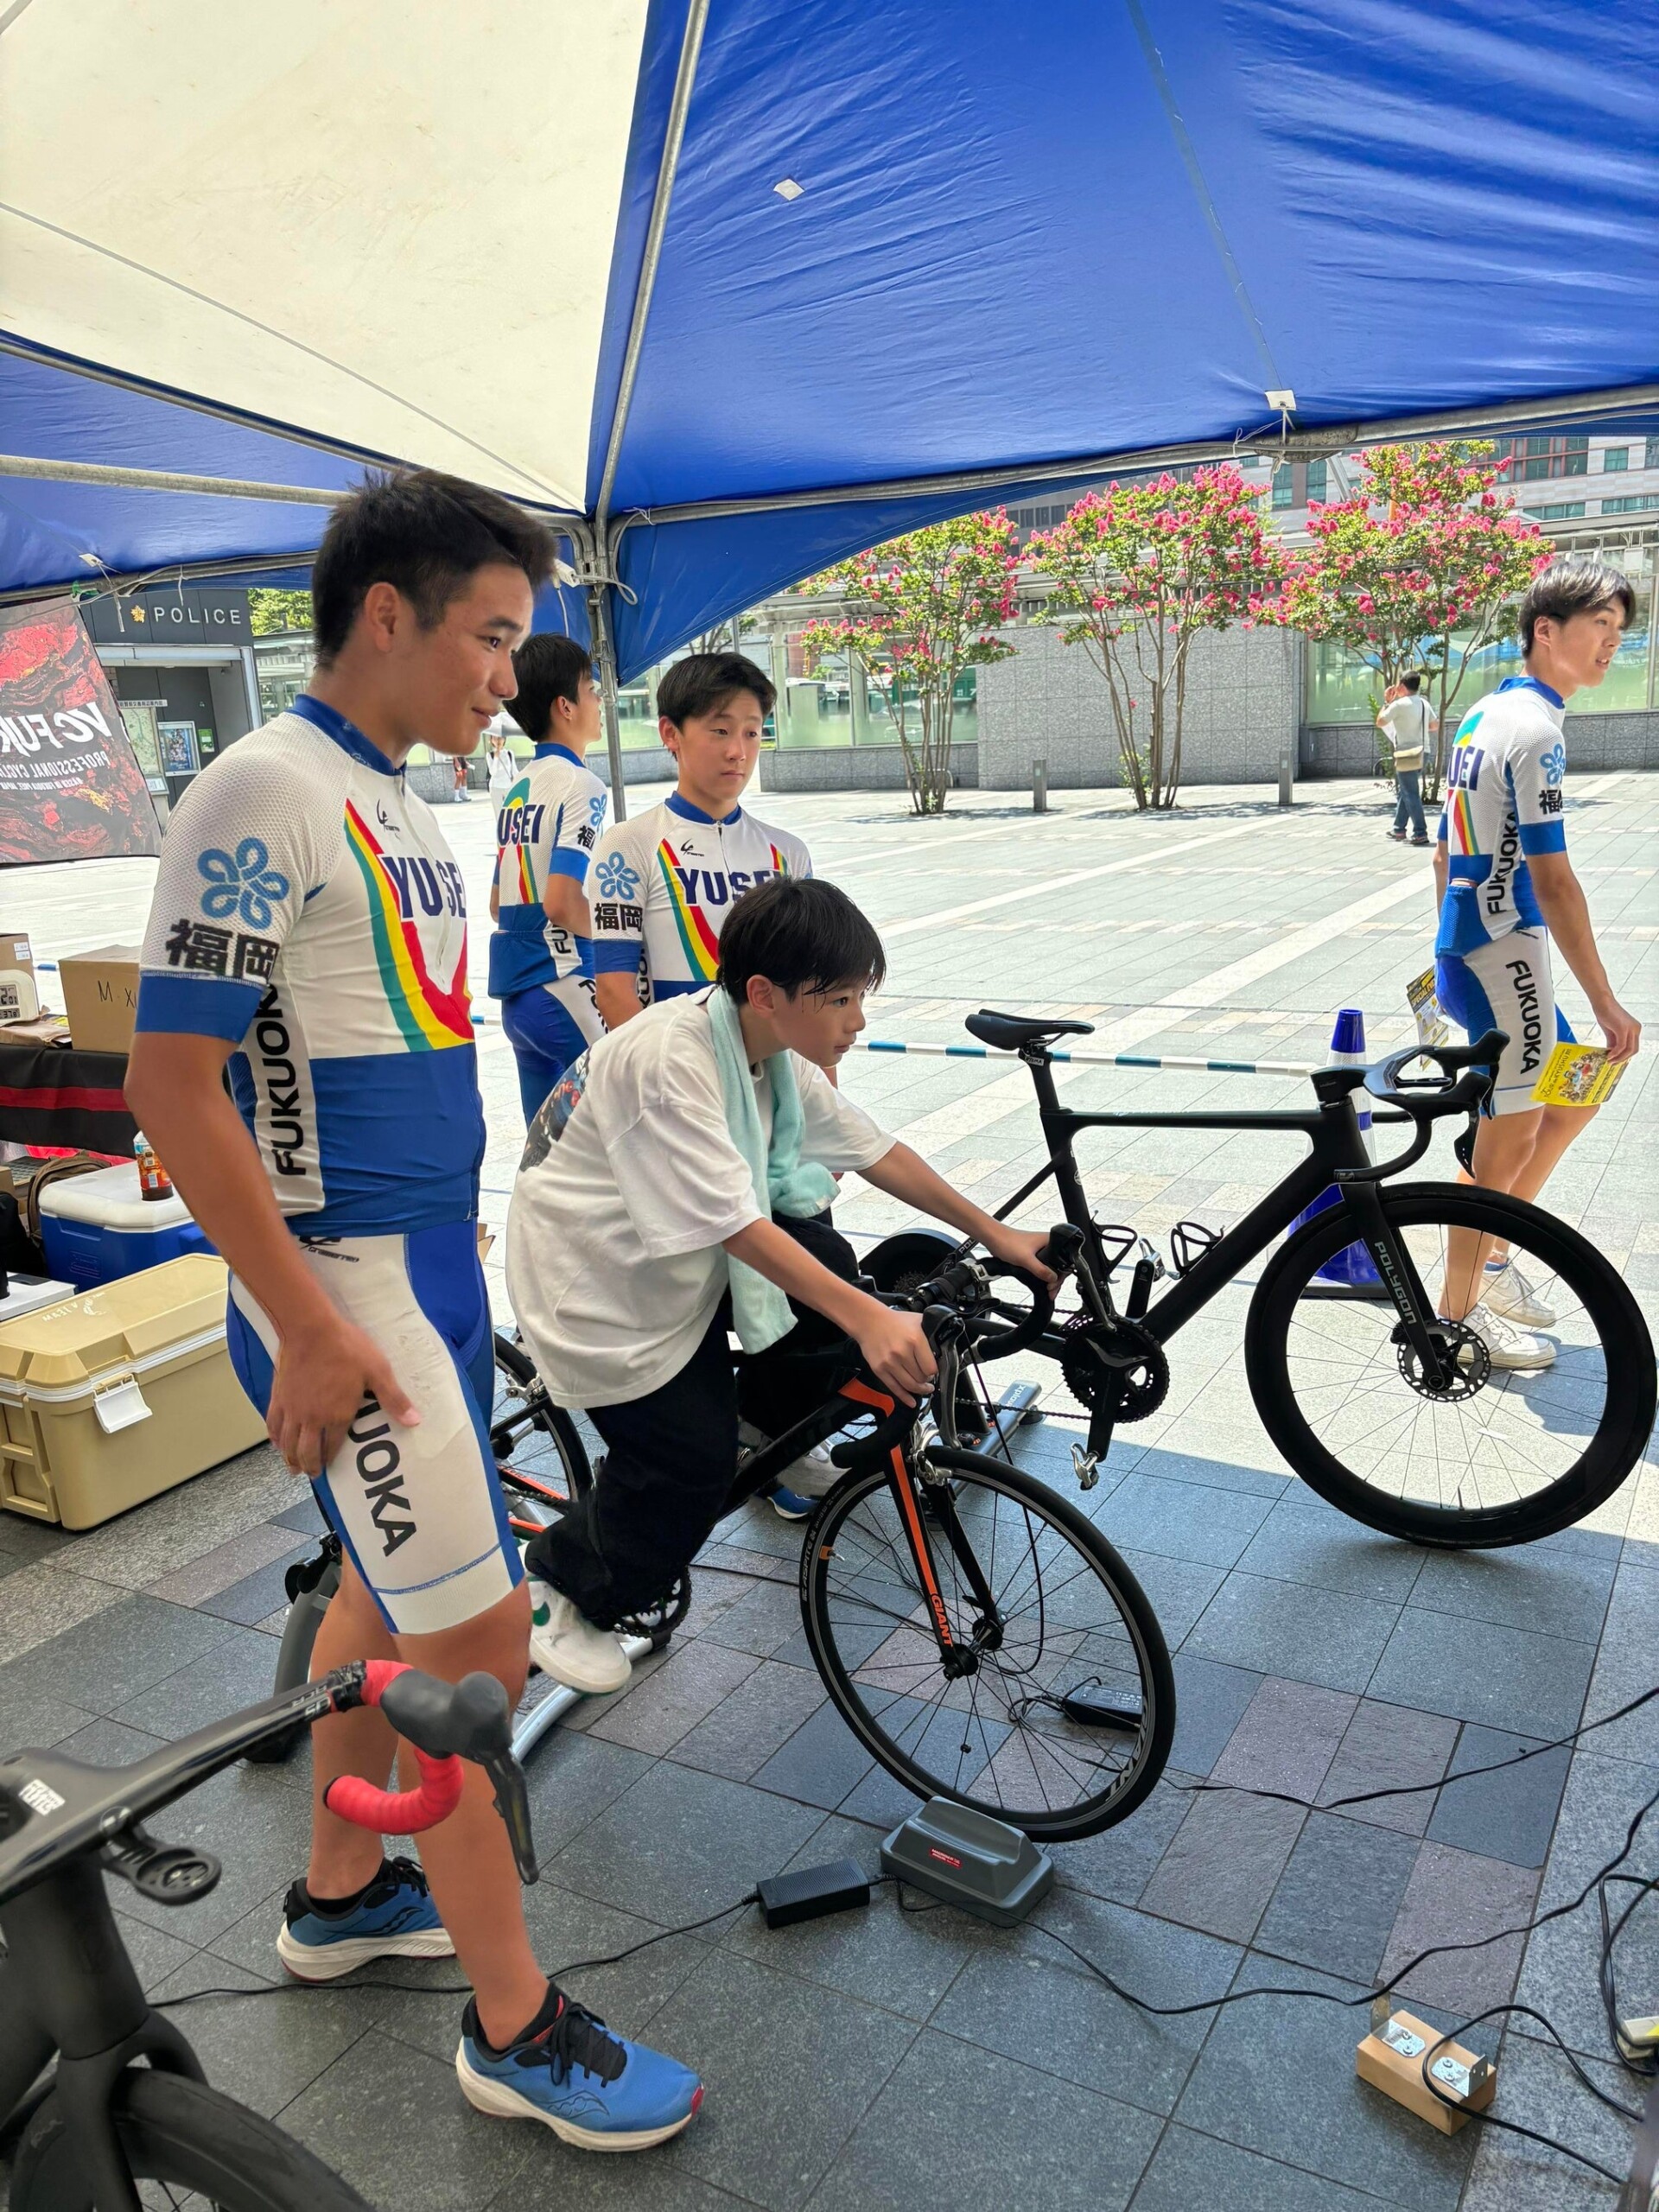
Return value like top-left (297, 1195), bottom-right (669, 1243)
top-left (37, 1164), bottom-right (213, 1289)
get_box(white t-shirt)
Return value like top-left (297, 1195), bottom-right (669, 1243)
top-left (505, 992), bottom-right (893, 1408)
top-left (1379, 695), bottom-right (1433, 770)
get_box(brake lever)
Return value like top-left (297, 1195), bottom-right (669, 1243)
top-left (483, 1753), bottom-right (538, 1885)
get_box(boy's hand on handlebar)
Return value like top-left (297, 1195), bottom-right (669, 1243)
top-left (855, 1304), bottom-right (937, 1405)
top-left (983, 1224), bottom-right (1060, 1287)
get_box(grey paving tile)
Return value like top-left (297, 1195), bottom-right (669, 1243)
top-left (1457, 2030), bottom-right (1636, 2212)
top-left (107, 1624), bottom-right (285, 1738)
top-left (546, 1760), bottom-right (825, 1924)
top-left (273, 2026), bottom-right (533, 2212)
top-left (0, 1594), bottom-right (237, 1717)
top-left (1580, 1559), bottom-right (1659, 1765)
top-left (112, 1905), bottom-right (200, 1995)
top-left (1318, 1698), bottom-right (1458, 1836)
top-left (1110, 1547), bottom-right (1224, 1644)
top-left (1172, 1958), bottom-right (1477, 2210)
top-left (1137, 1787), bottom-right (1305, 1944)
top-left (1407, 1542), bottom-right (1617, 1645)
top-left (669, 1656), bottom-right (830, 1782)
top-left (51, 1450), bottom-right (296, 1590)
top-left (936, 1885), bottom-right (1236, 2117)
top-left (520, 1725), bottom-right (655, 1860)
top-left (272, 1496), bottom-right (329, 1537)
top-left (1425, 1724), bottom-right (1571, 1869)
top-left (0, 1560), bottom-right (124, 1668)
top-left (1128, 2125), bottom-right (1418, 2212)
top-left (143, 1521), bottom-right (308, 1608)
top-left (1114, 1441), bottom-right (1291, 1502)
top-left (1368, 1610), bottom-right (1593, 1738)
top-left (1378, 1840), bottom-right (1539, 2018)
top-left (1255, 1810), bottom-right (1421, 1983)
top-left (1091, 1473), bottom-right (1274, 1570)
top-left (645, 1949), bottom-right (914, 2211)
top-left (151, 1953), bottom-right (383, 2119)
top-left (806, 2024), bottom-right (1160, 2212)
top-left (1211, 1675), bottom-right (1357, 1802)
top-left (698, 1573), bottom-right (807, 1658)
top-left (0, 1510), bottom-right (76, 1560)
top-left (1514, 1750), bottom-right (1659, 2056)
top-left (587, 1637), bottom-right (764, 1758)
top-left (1051, 1768), bottom-right (1198, 1908)
top-left (489, 2163), bottom-right (750, 2212)
top-left (111, 1758), bottom-right (315, 1946)
top-left (833, 1757), bottom-right (925, 1831)
top-left (1235, 1497), bottom-right (1427, 1605)
top-left (748, 1700), bottom-right (878, 1814)
top-left (1166, 1651), bottom-right (1264, 1776)
top-left (0, 1669), bottom-right (95, 1752)
top-left (199, 1545), bottom-right (319, 1626)
top-left (1182, 1571), bottom-right (1398, 1695)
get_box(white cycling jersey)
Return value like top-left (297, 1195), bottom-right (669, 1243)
top-left (588, 794), bottom-right (812, 1004)
top-left (136, 695), bottom-right (482, 1237)
top-left (1434, 676), bottom-right (1568, 960)
top-left (487, 741), bottom-right (608, 998)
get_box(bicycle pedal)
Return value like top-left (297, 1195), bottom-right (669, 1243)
top-left (1070, 1442), bottom-right (1100, 1491)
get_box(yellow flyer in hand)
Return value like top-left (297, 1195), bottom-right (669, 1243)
top-left (1531, 1042), bottom-right (1628, 1109)
top-left (1407, 969), bottom-right (1451, 1049)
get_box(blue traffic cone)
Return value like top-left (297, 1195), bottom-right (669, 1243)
top-left (1292, 1008), bottom-right (1389, 1299)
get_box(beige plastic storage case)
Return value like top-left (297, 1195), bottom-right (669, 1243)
top-left (0, 1255), bottom-right (264, 1528)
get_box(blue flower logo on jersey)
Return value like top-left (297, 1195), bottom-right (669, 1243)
top-left (197, 839), bottom-right (289, 930)
top-left (1541, 741), bottom-right (1566, 789)
top-left (594, 854), bottom-right (641, 900)
top-left (587, 793), bottom-right (607, 830)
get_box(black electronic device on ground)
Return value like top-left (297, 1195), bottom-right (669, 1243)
top-left (880, 1797), bottom-right (1054, 1926)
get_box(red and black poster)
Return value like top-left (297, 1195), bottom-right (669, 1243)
top-left (0, 598), bottom-right (161, 864)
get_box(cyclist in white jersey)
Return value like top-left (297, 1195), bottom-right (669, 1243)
top-left (589, 653), bottom-right (810, 1026)
top-left (487, 634), bottom-right (607, 1121)
top-left (1430, 557), bottom-right (1641, 1363)
top-left (127, 472), bottom-right (700, 2151)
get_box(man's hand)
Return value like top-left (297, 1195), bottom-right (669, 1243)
top-left (269, 1313), bottom-right (422, 1478)
top-left (1593, 996), bottom-right (1643, 1065)
top-left (983, 1225), bottom-right (1060, 1286)
top-left (852, 1304), bottom-right (937, 1406)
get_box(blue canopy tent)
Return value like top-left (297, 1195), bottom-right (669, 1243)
top-left (1, 0), bottom-right (1654, 809)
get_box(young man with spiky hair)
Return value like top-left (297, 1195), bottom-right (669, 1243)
top-left (1432, 555), bottom-right (1642, 1368)
top-left (127, 469), bottom-right (702, 2152)
top-left (487, 632), bottom-right (607, 1122)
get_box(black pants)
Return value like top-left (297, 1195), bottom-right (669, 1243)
top-left (523, 1211), bottom-right (861, 1627)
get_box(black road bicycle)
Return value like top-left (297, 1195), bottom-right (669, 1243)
top-left (865, 1011), bottom-right (1657, 1552)
top-left (0, 1661), bottom-right (536, 2212)
top-left (261, 1254), bottom-right (1174, 1843)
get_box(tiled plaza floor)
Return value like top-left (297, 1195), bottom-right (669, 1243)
top-left (2, 772), bottom-right (1656, 2209)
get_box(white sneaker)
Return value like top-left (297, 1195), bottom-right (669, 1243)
top-left (527, 1580), bottom-right (632, 1694)
top-left (1455, 1303), bottom-right (1556, 1371)
top-left (1480, 1257), bottom-right (1558, 1329)
top-left (738, 1426), bottom-right (841, 1498)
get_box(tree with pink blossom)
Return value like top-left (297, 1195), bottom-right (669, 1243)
top-left (797, 513), bottom-right (1019, 815)
top-left (1275, 441), bottom-right (1551, 802)
top-left (1023, 466), bottom-right (1285, 810)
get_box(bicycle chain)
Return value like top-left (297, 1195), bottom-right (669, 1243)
top-left (1059, 1311), bottom-right (1169, 1423)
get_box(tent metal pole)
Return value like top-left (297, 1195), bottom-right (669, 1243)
top-left (587, 575), bottom-right (630, 823)
top-left (0, 454), bottom-right (346, 504)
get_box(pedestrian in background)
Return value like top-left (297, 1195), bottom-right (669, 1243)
top-left (487, 730), bottom-right (517, 809)
top-left (1379, 671), bottom-right (1435, 844)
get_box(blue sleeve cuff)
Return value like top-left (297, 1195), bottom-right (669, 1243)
top-left (1519, 822), bottom-right (1567, 856)
top-left (545, 847), bottom-right (590, 883)
top-left (591, 941), bottom-right (642, 975)
top-left (136, 972), bottom-right (262, 1042)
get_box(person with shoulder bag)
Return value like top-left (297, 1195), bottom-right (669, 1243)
top-left (1378, 671), bottom-right (1436, 843)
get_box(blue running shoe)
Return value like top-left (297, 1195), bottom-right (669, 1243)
top-left (767, 1481), bottom-right (814, 1521)
top-left (276, 1854), bottom-right (454, 1981)
top-left (456, 1986), bottom-right (702, 2151)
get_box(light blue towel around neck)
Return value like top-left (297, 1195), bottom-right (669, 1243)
top-left (706, 986), bottom-right (837, 1353)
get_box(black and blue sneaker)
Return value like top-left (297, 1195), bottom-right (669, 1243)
top-left (456, 1982), bottom-right (702, 2151)
top-left (276, 1854), bottom-right (454, 1981)
top-left (766, 1480), bottom-right (815, 1521)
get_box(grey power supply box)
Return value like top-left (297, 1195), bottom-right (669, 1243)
top-left (880, 1796), bottom-right (1054, 1925)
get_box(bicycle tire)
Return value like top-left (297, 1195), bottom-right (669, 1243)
top-left (1246, 1180), bottom-right (1656, 1548)
top-left (801, 1447), bottom-right (1174, 1840)
top-left (491, 1332), bottom-right (592, 1515)
top-left (10, 2067), bottom-right (375, 2212)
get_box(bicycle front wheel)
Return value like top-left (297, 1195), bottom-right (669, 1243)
top-left (11, 2068), bottom-right (374, 2212)
top-left (1247, 1181), bottom-right (1656, 1548)
top-left (802, 1447), bottom-right (1173, 1840)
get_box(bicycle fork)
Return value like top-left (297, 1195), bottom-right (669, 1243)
top-left (1335, 1179), bottom-right (1459, 1387)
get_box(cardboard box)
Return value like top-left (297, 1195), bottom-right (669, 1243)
top-left (59, 945), bottom-right (142, 1057)
top-left (0, 931), bottom-right (38, 1025)
top-left (0, 1014), bottom-right (70, 1047)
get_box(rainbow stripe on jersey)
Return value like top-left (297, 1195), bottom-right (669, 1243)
top-left (344, 801), bottom-right (473, 1050)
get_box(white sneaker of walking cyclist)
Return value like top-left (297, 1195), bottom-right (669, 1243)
top-left (1479, 1255), bottom-right (1558, 1330)
top-left (1456, 1302), bottom-right (1556, 1372)
top-left (527, 1580), bottom-right (632, 1694)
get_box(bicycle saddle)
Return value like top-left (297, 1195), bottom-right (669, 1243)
top-left (965, 1007), bottom-right (1096, 1051)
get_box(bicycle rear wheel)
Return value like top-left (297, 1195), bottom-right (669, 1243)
top-left (1247, 1181), bottom-right (1656, 1548)
top-left (10, 2068), bottom-right (373, 2211)
top-left (802, 1446), bottom-right (1173, 1840)
top-left (491, 1332), bottom-right (591, 1526)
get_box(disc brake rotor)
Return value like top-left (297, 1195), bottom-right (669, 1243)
top-left (1395, 1319), bottom-right (1489, 1401)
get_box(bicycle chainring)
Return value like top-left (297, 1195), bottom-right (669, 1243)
top-left (1060, 1313), bottom-right (1169, 1423)
top-left (1395, 1319), bottom-right (1488, 1400)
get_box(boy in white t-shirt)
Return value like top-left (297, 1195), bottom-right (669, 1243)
top-left (505, 876), bottom-right (1058, 1694)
